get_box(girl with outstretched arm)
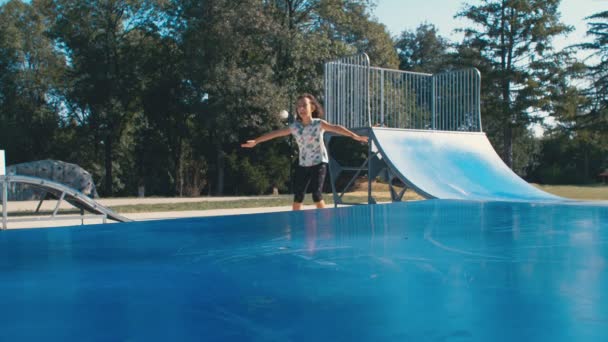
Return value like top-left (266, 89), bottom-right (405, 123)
top-left (242, 93), bottom-right (368, 210)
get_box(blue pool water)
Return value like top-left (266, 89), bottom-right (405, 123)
top-left (1, 200), bottom-right (607, 341)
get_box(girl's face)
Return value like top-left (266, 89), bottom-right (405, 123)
top-left (296, 97), bottom-right (315, 119)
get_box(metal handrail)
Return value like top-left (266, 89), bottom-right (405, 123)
top-left (324, 54), bottom-right (482, 132)
top-left (1, 175), bottom-right (130, 229)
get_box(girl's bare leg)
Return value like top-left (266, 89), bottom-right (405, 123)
top-left (292, 202), bottom-right (303, 210)
top-left (315, 200), bottom-right (325, 209)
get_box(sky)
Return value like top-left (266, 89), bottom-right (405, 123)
top-left (372, 0), bottom-right (608, 50)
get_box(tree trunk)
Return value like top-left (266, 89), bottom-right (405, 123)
top-left (584, 148), bottom-right (589, 182)
top-left (503, 123), bottom-right (513, 168)
top-left (501, 73), bottom-right (513, 168)
top-left (499, 0), bottom-right (513, 169)
top-left (175, 137), bottom-right (183, 197)
top-left (104, 135), bottom-right (113, 196)
top-left (216, 146), bottom-right (224, 195)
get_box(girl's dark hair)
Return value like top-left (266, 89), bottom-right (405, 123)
top-left (296, 93), bottom-right (324, 120)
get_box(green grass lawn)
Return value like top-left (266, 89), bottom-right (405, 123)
top-left (13, 183), bottom-right (605, 217)
top-left (532, 183), bottom-right (608, 200)
top-left (108, 194), bottom-right (386, 213)
top-left (108, 183), bottom-right (606, 214)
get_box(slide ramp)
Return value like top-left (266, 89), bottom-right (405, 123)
top-left (1, 175), bottom-right (131, 223)
top-left (371, 128), bottom-right (562, 201)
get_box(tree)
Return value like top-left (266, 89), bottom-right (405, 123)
top-left (264, 0), bottom-right (398, 103)
top-left (574, 10), bottom-right (608, 149)
top-left (530, 129), bottom-right (606, 184)
top-left (175, 0), bottom-right (289, 195)
top-left (538, 9), bottom-right (608, 181)
top-left (40, 0), bottom-right (163, 195)
top-left (456, 0), bottom-right (572, 168)
top-left (394, 23), bottom-right (451, 73)
top-left (176, 0), bottom-right (398, 195)
top-left (0, 0), bottom-right (65, 164)
top-left (1, 0), bottom-right (399, 196)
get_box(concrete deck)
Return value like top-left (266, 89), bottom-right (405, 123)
top-left (1, 196), bottom-right (321, 229)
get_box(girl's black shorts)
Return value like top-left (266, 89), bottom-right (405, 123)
top-left (293, 163), bottom-right (327, 203)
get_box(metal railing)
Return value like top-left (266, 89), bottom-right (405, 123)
top-left (433, 68), bottom-right (482, 131)
top-left (324, 53), bottom-right (482, 132)
top-left (324, 54), bottom-right (371, 128)
top-left (1, 175), bottom-right (131, 229)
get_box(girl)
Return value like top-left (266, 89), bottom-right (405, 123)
top-left (242, 93), bottom-right (368, 210)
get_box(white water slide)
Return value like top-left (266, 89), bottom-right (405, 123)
top-left (371, 128), bottom-right (561, 201)
top-left (324, 54), bottom-right (562, 202)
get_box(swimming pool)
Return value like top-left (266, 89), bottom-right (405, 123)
top-left (1, 199), bottom-right (607, 341)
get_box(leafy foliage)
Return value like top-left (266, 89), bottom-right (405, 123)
top-left (394, 23), bottom-right (451, 73)
top-left (456, 0), bottom-right (573, 169)
top-left (0, 0), bottom-right (605, 196)
top-left (0, 0), bottom-right (65, 163)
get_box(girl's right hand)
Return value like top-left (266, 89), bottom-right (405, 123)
top-left (354, 135), bottom-right (369, 143)
top-left (241, 140), bottom-right (257, 148)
